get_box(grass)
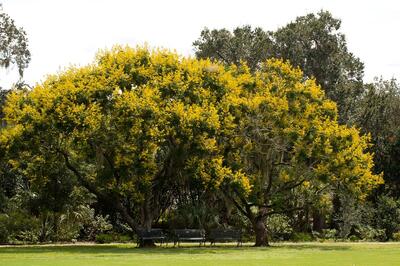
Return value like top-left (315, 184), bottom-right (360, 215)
top-left (0, 242), bottom-right (400, 266)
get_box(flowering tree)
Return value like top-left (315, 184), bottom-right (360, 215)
top-left (1, 47), bottom-right (381, 246)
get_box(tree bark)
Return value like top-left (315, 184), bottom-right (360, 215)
top-left (253, 208), bottom-right (269, 247)
top-left (138, 195), bottom-right (156, 247)
top-left (312, 209), bottom-right (325, 232)
top-left (253, 217), bottom-right (269, 246)
top-left (139, 239), bottom-right (157, 248)
top-left (113, 199), bottom-right (156, 247)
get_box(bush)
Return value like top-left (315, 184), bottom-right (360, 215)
top-left (349, 235), bottom-right (359, 242)
top-left (2, 210), bottom-right (41, 243)
top-left (95, 233), bottom-right (115, 244)
top-left (322, 229), bottom-right (337, 240)
top-left (78, 208), bottom-right (113, 241)
top-left (0, 186), bottom-right (113, 244)
top-left (356, 225), bottom-right (386, 241)
top-left (118, 235), bottom-right (132, 243)
top-left (291, 232), bottom-right (313, 242)
top-left (95, 233), bottom-right (132, 244)
top-left (392, 232), bottom-right (400, 241)
top-left (313, 229), bottom-right (337, 241)
top-left (333, 192), bottom-right (377, 240)
top-left (267, 214), bottom-right (293, 241)
top-left (375, 195), bottom-right (400, 240)
top-left (0, 214), bottom-right (9, 243)
top-left (49, 187), bottom-right (112, 242)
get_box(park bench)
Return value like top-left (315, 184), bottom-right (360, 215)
top-left (173, 229), bottom-right (206, 246)
top-left (136, 228), bottom-right (166, 246)
top-left (207, 229), bottom-right (242, 246)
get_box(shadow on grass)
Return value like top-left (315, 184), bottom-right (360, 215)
top-left (0, 243), bottom-right (351, 255)
top-left (270, 244), bottom-right (351, 251)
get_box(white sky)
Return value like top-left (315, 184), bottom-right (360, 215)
top-left (1, 0), bottom-right (400, 88)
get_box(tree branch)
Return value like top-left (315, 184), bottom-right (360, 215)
top-left (276, 178), bottom-right (307, 193)
top-left (58, 148), bottom-right (140, 232)
top-left (224, 191), bottom-right (248, 217)
top-left (266, 206), bottom-right (305, 216)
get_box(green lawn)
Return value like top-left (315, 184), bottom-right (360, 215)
top-left (1, 242), bottom-right (399, 266)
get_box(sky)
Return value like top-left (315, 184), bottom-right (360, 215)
top-left (1, 0), bottom-right (400, 88)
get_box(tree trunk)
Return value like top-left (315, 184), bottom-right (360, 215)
top-left (312, 209), bottom-right (325, 232)
top-left (113, 199), bottom-right (156, 247)
top-left (137, 194), bottom-right (156, 247)
top-left (330, 192), bottom-right (341, 230)
top-left (139, 239), bottom-right (157, 248)
top-left (253, 217), bottom-right (269, 246)
top-left (253, 207), bottom-right (269, 247)
top-left (143, 193), bottom-right (153, 230)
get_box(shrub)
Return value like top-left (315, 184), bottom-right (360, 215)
top-left (349, 235), bottom-right (359, 242)
top-left (118, 235), bottom-right (132, 243)
top-left (356, 225), bottom-right (386, 241)
top-left (79, 209), bottom-right (113, 241)
top-left (392, 232), bottom-right (400, 241)
top-left (291, 232), bottom-right (313, 242)
top-left (0, 214), bottom-right (9, 243)
top-left (95, 233), bottom-right (132, 244)
top-left (267, 214), bottom-right (293, 241)
top-left (313, 229), bottom-right (337, 241)
top-left (95, 233), bottom-right (114, 244)
top-left (375, 195), bottom-right (400, 240)
top-left (4, 210), bottom-right (41, 243)
top-left (322, 229), bottom-right (337, 240)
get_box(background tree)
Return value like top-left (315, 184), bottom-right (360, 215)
top-left (0, 4), bottom-right (30, 79)
top-left (0, 4), bottom-right (31, 238)
top-left (356, 79), bottom-right (400, 189)
top-left (193, 26), bottom-right (273, 72)
top-left (193, 11), bottom-right (364, 123)
top-left (272, 11), bottom-right (364, 123)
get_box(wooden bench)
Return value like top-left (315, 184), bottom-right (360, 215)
top-left (173, 229), bottom-right (206, 246)
top-left (207, 229), bottom-right (242, 246)
top-left (136, 228), bottom-right (166, 246)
